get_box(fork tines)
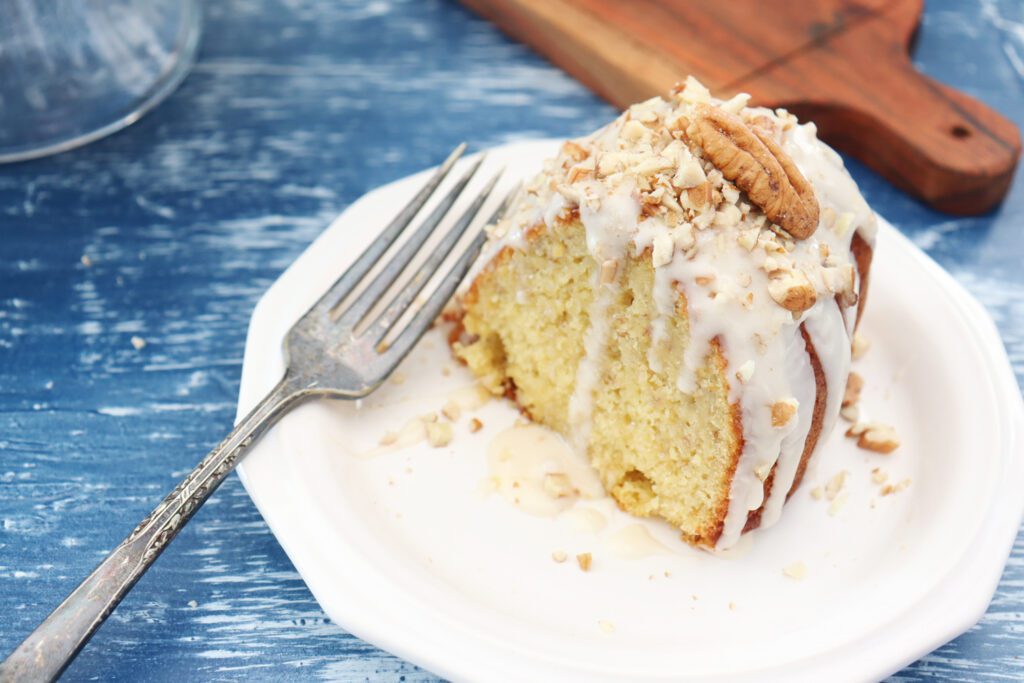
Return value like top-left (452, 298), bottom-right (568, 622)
top-left (312, 144), bottom-right (516, 377)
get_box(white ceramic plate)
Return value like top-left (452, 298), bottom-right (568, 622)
top-left (236, 140), bottom-right (1024, 682)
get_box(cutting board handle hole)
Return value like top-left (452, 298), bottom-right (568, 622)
top-left (950, 124), bottom-right (972, 139)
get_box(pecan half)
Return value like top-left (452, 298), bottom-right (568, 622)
top-left (687, 104), bottom-right (819, 239)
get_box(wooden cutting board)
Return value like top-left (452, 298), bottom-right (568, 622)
top-left (460, 0), bottom-right (1020, 215)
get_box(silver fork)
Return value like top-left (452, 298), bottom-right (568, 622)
top-left (0, 145), bottom-right (510, 683)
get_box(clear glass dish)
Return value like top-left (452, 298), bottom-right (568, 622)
top-left (0, 0), bottom-right (202, 164)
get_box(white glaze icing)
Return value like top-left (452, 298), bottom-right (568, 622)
top-left (561, 505), bottom-right (608, 533)
top-left (486, 423), bottom-right (604, 517)
top-left (605, 524), bottom-right (674, 559)
top-left (477, 77), bottom-right (876, 549)
top-left (565, 282), bottom-right (615, 448)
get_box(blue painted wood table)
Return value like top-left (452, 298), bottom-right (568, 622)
top-left (2, 1), bottom-right (1023, 680)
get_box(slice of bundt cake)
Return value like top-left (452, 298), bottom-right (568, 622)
top-left (451, 77), bottom-right (875, 550)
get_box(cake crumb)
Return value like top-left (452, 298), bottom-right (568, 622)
top-left (824, 470), bottom-right (848, 501)
top-left (425, 421), bottom-right (453, 448)
top-left (810, 486), bottom-right (824, 501)
top-left (871, 467), bottom-right (888, 485)
top-left (783, 561), bottom-right (807, 580)
top-left (441, 400), bottom-right (461, 421)
top-left (187, 599), bottom-right (198, 609)
top-left (80, 254), bottom-right (93, 267)
top-left (728, 601), bottom-right (736, 611)
top-left (852, 333), bottom-right (870, 360)
top-left (664, 570), bottom-right (671, 578)
top-left (857, 423), bottom-right (900, 454)
top-left (379, 431), bottom-right (398, 446)
top-left (130, 336), bottom-right (147, 350)
top-left (468, 417), bottom-right (483, 433)
top-left (598, 619), bottom-right (615, 634)
top-left (828, 492), bottom-right (848, 516)
top-left (551, 550), bottom-right (567, 563)
top-left (576, 552), bottom-right (592, 572)
top-left (390, 372), bottom-right (406, 386)
top-left (375, 340), bottom-right (390, 353)
top-left (839, 404), bottom-right (859, 423)
top-left (441, 366), bottom-right (452, 377)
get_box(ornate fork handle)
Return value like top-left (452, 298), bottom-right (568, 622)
top-left (0, 372), bottom-right (313, 683)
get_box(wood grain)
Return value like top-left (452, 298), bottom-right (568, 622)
top-left (460, 0), bottom-right (1021, 214)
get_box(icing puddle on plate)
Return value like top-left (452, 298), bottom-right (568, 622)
top-left (483, 423), bottom-right (603, 516)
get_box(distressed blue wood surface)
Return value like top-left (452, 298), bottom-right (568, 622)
top-left (1, 0), bottom-right (1022, 680)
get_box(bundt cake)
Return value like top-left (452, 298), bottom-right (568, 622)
top-left (450, 77), bottom-right (876, 550)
